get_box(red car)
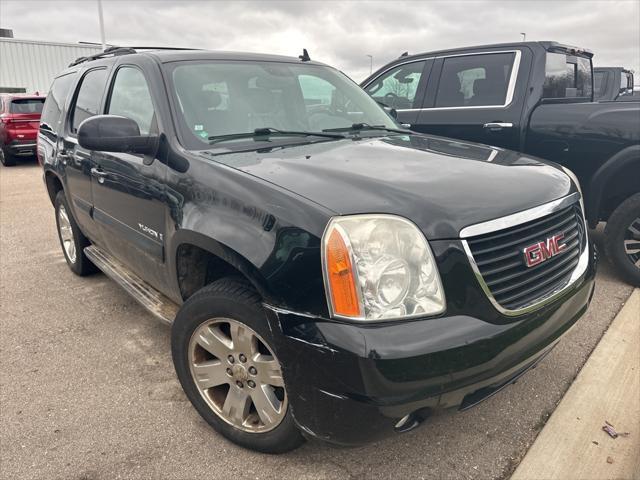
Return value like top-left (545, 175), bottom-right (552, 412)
top-left (0, 94), bottom-right (45, 166)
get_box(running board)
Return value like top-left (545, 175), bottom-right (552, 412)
top-left (84, 246), bottom-right (178, 325)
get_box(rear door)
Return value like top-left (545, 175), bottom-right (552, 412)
top-left (362, 58), bottom-right (434, 126)
top-left (412, 49), bottom-right (530, 151)
top-left (61, 67), bottom-right (110, 240)
top-left (90, 63), bottom-right (168, 287)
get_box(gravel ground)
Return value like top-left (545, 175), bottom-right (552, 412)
top-left (0, 162), bottom-right (634, 480)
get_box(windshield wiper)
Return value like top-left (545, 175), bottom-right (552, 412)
top-left (322, 123), bottom-right (410, 134)
top-left (209, 127), bottom-right (346, 144)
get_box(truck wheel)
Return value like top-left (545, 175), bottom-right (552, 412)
top-left (0, 147), bottom-right (16, 166)
top-left (171, 278), bottom-right (304, 453)
top-left (604, 193), bottom-right (640, 286)
top-left (54, 190), bottom-right (97, 276)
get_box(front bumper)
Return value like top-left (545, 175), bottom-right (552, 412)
top-left (265, 241), bottom-right (597, 446)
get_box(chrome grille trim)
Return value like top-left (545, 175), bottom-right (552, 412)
top-left (460, 193), bottom-right (589, 316)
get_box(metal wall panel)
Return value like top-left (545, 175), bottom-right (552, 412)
top-left (0, 39), bottom-right (101, 93)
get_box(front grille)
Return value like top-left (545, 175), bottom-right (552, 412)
top-left (465, 203), bottom-right (586, 312)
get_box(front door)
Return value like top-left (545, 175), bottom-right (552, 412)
top-left (90, 65), bottom-right (168, 289)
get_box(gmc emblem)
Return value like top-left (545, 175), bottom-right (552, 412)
top-left (523, 233), bottom-right (567, 268)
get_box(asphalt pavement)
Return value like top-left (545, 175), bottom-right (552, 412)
top-left (0, 161), bottom-right (635, 480)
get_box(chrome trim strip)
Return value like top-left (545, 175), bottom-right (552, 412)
top-left (460, 193), bottom-right (580, 239)
top-left (460, 193), bottom-right (589, 316)
top-left (393, 50), bottom-right (522, 113)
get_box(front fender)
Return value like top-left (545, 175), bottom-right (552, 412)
top-left (587, 145), bottom-right (640, 226)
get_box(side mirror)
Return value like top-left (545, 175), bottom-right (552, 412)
top-left (77, 115), bottom-right (157, 155)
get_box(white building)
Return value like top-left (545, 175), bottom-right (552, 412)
top-left (0, 37), bottom-right (101, 94)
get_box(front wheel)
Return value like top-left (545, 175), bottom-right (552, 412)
top-left (171, 278), bottom-right (304, 453)
top-left (604, 193), bottom-right (640, 286)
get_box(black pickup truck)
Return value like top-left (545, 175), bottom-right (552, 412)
top-left (594, 67), bottom-right (636, 101)
top-left (39, 47), bottom-right (596, 453)
top-left (362, 42), bottom-right (640, 285)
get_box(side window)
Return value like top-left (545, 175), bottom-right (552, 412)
top-left (543, 53), bottom-right (593, 99)
top-left (107, 67), bottom-right (156, 135)
top-left (41, 73), bottom-right (76, 132)
top-left (365, 61), bottom-right (426, 110)
top-left (434, 53), bottom-right (516, 108)
top-left (71, 68), bottom-right (108, 133)
top-left (298, 75), bottom-right (335, 109)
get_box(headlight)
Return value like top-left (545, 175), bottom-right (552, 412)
top-left (322, 214), bottom-right (446, 321)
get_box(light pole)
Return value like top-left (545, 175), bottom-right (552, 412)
top-left (97, 0), bottom-right (106, 51)
top-left (366, 54), bottom-right (373, 75)
top-left (520, 32), bottom-right (526, 42)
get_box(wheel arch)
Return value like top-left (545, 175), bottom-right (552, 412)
top-left (44, 170), bottom-right (64, 206)
top-left (587, 145), bottom-right (640, 227)
top-left (170, 229), bottom-right (273, 304)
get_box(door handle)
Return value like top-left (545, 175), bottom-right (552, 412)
top-left (90, 167), bottom-right (108, 184)
top-left (483, 122), bottom-right (513, 130)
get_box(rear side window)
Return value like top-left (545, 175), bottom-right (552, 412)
top-left (107, 67), bottom-right (156, 135)
top-left (365, 61), bottom-right (427, 110)
top-left (41, 73), bottom-right (76, 131)
top-left (543, 53), bottom-right (592, 99)
top-left (10, 98), bottom-right (44, 114)
top-left (435, 53), bottom-right (516, 108)
top-left (71, 68), bottom-right (108, 133)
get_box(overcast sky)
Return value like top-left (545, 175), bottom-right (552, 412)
top-left (2, 0), bottom-right (639, 81)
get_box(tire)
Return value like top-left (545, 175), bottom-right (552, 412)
top-left (171, 278), bottom-right (305, 453)
top-left (604, 193), bottom-right (640, 286)
top-left (54, 190), bottom-right (97, 276)
top-left (0, 147), bottom-right (16, 166)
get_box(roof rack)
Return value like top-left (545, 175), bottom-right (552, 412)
top-left (68, 45), bottom-right (200, 67)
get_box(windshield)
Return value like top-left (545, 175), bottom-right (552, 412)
top-left (166, 61), bottom-right (397, 149)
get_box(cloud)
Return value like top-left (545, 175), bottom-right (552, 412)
top-left (2, 0), bottom-right (639, 81)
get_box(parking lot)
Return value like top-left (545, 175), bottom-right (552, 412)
top-left (0, 161), bottom-right (635, 479)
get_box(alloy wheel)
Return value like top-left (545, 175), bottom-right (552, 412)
top-left (58, 204), bottom-right (76, 263)
top-left (188, 318), bottom-right (287, 433)
top-left (624, 216), bottom-right (640, 268)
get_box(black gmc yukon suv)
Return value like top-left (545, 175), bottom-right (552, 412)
top-left (39, 48), bottom-right (596, 453)
top-left (362, 41), bottom-right (640, 286)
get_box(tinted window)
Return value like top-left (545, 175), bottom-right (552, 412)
top-left (594, 71), bottom-right (608, 98)
top-left (365, 61), bottom-right (426, 109)
top-left (41, 73), bottom-right (76, 131)
top-left (435, 53), bottom-right (515, 107)
top-left (10, 98), bottom-right (44, 114)
top-left (71, 69), bottom-right (108, 133)
top-left (107, 67), bottom-right (156, 135)
top-left (543, 53), bottom-right (592, 99)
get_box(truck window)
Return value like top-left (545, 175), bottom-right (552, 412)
top-left (107, 67), bottom-right (156, 135)
top-left (70, 68), bottom-right (108, 133)
top-left (299, 75), bottom-right (334, 108)
top-left (543, 53), bottom-right (592, 99)
top-left (41, 73), bottom-right (76, 132)
top-left (365, 60), bottom-right (427, 110)
top-left (594, 71), bottom-right (608, 98)
top-left (434, 52), bottom-right (516, 108)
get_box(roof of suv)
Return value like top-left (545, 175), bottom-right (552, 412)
top-left (65, 47), bottom-right (327, 72)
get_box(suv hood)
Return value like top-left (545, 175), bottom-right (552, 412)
top-left (203, 134), bottom-right (572, 239)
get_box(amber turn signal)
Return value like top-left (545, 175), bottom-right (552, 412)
top-left (325, 227), bottom-right (361, 317)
